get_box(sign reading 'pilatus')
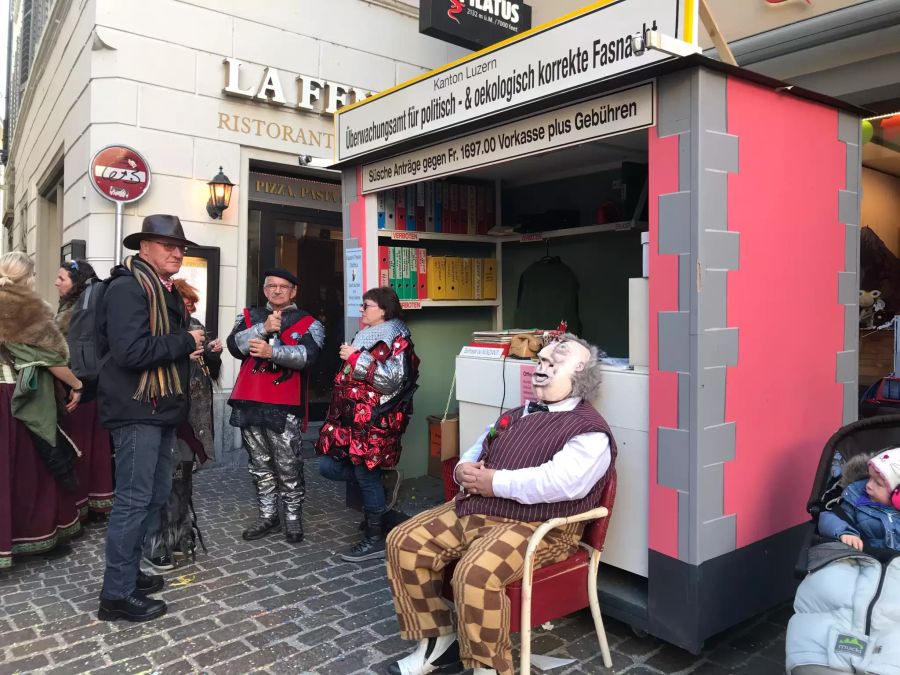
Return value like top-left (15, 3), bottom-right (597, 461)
top-left (420, 0), bottom-right (532, 51)
top-left (90, 145), bottom-right (151, 203)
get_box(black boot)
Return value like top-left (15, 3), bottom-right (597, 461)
top-left (358, 470), bottom-right (404, 530)
top-left (98, 593), bottom-right (167, 622)
top-left (341, 511), bottom-right (386, 562)
top-left (242, 515), bottom-right (280, 541)
top-left (284, 507), bottom-right (304, 544)
top-left (136, 571), bottom-right (164, 595)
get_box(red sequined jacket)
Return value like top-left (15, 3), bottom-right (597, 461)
top-left (315, 319), bottom-right (418, 470)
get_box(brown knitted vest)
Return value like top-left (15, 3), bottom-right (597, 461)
top-left (455, 399), bottom-right (616, 522)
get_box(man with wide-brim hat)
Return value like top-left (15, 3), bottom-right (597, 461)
top-left (95, 214), bottom-right (205, 623)
top-left (226, 267), bottom-right (324, 544)
top-left (122, 214), bottom-right (198, 251)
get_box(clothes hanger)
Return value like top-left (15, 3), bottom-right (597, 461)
top-left (538, 238), bottom-right (557, 262)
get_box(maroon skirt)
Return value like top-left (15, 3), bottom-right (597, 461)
top-left (0, 383), bottom-right (82, 570)
top-left (60, 399), bottom-right (114, 516)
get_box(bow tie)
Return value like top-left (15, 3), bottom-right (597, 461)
top-left (527, 401), bottom-right (550, 414)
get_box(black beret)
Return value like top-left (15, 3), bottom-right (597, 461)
top-left (263, 268), bottom-right (299, 286)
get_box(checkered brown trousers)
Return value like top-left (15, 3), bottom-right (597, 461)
top-left (386, 500), bottom-right (584, 674)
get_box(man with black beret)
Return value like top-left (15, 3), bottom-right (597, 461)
top-left (226, 268), bottom-right (324, 543)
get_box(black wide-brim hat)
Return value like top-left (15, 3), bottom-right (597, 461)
top-left (123, 214), bottom-right (198, 250)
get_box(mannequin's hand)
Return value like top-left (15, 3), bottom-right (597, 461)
top-left (458, 461), bottom-right (495, 497)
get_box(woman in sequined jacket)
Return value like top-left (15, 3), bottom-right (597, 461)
top-left (316, 286), bottom-right (418, 562)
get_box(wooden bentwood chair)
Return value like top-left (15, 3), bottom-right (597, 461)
top-left (444, 467), bottom-right (617, 673)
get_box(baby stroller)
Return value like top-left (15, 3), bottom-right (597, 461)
top-left (786, 414), bottom-right (900, 675)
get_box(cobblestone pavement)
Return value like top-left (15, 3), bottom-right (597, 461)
top-left (1, 461), bottom-right (791, 674)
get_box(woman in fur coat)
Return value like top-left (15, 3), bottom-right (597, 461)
top-left (0, 252), bottom-right (85, 568)
top-left (54, 259), bottom-right (114, 520)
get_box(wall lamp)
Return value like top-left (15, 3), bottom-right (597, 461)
top-left (206, 166), bottom-right (234, 219)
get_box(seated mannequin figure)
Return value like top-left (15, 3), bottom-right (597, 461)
top-left (384, 333), bottom-right (616, 675)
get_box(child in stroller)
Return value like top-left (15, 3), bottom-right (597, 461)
top-left (817, 447), bottom-right (900, 551)
top-left (785, 415), bottom-right (900, 675)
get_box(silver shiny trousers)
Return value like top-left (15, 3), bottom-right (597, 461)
top-left (240, 414), bottom-right (306, 523)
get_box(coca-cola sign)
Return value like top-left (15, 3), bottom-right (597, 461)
top-left (90, 145), bottom-right (151, 204)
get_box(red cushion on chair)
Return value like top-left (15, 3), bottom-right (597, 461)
top-left (442, 549), bottom-right (591, 631)
top-left (506, 549), bottom-right (591, 631)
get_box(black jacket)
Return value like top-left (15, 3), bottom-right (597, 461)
top-left (96, 261), bottom-right (196, 429)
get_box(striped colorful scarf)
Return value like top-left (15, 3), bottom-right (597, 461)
top-left (125, 255), bottom-right (184, 403)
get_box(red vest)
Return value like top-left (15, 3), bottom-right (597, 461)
top-left (229, 309), bottom-right (315, 407)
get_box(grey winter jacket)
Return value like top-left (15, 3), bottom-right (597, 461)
top-left (786, 542), bottom-right (900, 674)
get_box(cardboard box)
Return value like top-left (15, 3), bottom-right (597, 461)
top-left (427, 414), bottom-right (459, 479)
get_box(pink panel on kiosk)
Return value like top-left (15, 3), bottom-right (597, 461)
top-left (648, 125), bottom-right (680, 558)
top-left (724, 78), bottom-right (845, 548)
top-left (349, 166), bottom-right (368, 282)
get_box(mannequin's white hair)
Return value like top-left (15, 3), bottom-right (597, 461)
top-left (552, 332), bottom-right (605, 400)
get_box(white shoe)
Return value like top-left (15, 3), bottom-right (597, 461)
top-left (141, 554), bottom-right (175, 571)
top-left (387, 633), bottom-right (459, 675)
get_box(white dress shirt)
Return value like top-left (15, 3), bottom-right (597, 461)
top-left (456, 397), bottom-right (611, 505)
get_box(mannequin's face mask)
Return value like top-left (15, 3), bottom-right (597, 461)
top-left (532, 339), bottom-right (590, 403)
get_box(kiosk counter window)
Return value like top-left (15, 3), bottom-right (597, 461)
top-left (331, 2), bottom-right (867, 653)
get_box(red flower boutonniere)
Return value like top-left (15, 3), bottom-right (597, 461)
top-left (488, 415), bottom-right (511, 439)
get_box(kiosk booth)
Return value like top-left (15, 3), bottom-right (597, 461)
top-left (331, 0), bottom-right (866, 653)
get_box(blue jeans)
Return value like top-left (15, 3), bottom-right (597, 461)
top-left (318, 455), bottom-right (385, 515)
top-left (102, 424), bottom-right (175, 599)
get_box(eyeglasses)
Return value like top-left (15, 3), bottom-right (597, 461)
top-left (149, 240), bottom-right (187, 254)
top-left (360, 302), bottom-right (379, 310)
top-left (264, 284), bottom-right (293, 292)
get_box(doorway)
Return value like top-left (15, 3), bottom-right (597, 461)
top-left (247, 202), bottom-right (344, 420)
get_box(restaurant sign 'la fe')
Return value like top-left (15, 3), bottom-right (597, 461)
top-left (222, 57), bottom-right (373, 115)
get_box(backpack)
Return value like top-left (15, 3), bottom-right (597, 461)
top-left (67, 278), bottom-right (110, 382)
